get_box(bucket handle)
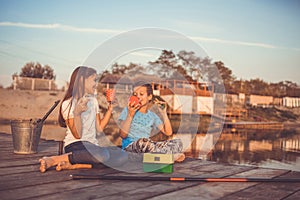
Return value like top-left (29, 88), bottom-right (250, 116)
top-left (36, 100), bottom-right (60, 124)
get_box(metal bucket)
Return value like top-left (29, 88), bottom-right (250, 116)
top-left (10, 120), bottom-right (43, 154)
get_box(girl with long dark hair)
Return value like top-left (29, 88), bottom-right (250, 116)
top-left (39, 66), bottom-right (127, 172)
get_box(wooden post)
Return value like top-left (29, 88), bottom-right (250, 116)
top-left (13, 76), bottom-right (17, 90)
top-left (48, 80), bottom-right (52, 90)
top-left (31, 78), bottom-right (35, 90)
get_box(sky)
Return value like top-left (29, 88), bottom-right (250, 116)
top-left (0, 0), bottom-right (299, 88)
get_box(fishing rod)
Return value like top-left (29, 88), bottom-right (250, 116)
top-left (71, 174), bottom-right (300, 182)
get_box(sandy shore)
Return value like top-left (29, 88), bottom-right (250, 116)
top-left (1, 88), bottom-right (299, 141)
top-left (0, 88), bottom-right (65, 122)
top-left (0, 88), bottom-right (66, 139)
top-left (0, 88), bottom-right (119, 142)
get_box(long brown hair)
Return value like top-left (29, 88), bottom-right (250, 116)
top-left (58, 66), bottom-right (97, 127)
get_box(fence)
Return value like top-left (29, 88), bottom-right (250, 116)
top-left (13, 76), bottom-right (57, 91)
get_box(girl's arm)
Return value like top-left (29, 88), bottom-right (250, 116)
top-left (65, 97), bottom-right (89, 139)
top-left (119, 103), bottom-right (139, 138)
top-left (158, 111), bottom-right (173, 136)
top-left (156, 102), bottom-right (172, 136)
top-left (119, 114), bottom-right (133, 138)
top-left (66, 116), bottom-right (82, 139)
top-left (96, 104), bottom-right (113, 132)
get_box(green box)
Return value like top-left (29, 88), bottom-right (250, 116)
top-left (143, 163), bottom-right (173, 173)
top-left (142, 153), bottom-right (174, 173)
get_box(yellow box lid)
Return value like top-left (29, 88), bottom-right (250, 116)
top-left (143, 153), bottom-right (174, 164)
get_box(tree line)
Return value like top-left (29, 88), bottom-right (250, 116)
top-left (14, 51), bottom-right (299, 97)
top-left (102, 50), bottom-right (300, 97)
top-left (12, 62), bottom-right (55, 80)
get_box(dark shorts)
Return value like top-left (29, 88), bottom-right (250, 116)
top-left (65, 141), bottom-right (128, 167)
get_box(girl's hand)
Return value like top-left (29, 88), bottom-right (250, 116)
top-left (74, 97), bottom-right (89, 116)
top-left (153, 99), bottom-right (167, 113)
top-left (107, 100), bottom-right (117, 113)
top-left (109, 98), bottom-right (118, 108)
top-left (127, 101), bottom-right (140, 117)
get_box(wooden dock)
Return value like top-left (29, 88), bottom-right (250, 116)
top-left (0, 132), bottom-right (299, 200)
top-left (224, 121), bottom-right (284, 129)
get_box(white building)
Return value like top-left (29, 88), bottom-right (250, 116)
top-left (158, 80), bottom-right (214, 115)
top-left (246, 94), bottom-right (273, 107)
top-left (283, 97), bottom-right (300, 108)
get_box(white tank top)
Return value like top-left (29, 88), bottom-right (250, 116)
top-left (61, 96), bottom-right (99, 147)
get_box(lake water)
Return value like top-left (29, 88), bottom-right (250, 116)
top-left (1, 124), bottom-right (299, 172)
top-left (184, 128), bottom-right (300, 172)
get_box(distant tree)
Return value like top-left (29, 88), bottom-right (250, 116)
top-left (249, 78), bottom-right (269, 95)
top-left (19, 62), bottom-right (55, 79)
top-left (43, 64), bottom-right (55, 80)
top-left (277, 81), bottom-right (299, 97)
top-left (33, 62), bottom-right (43, 78)
top-left (156, 50), bottom-right (177, 68)
top-left (19, 62), bottom-right (35, 78)
top-left (214, 61), bottom-right (236, 93)
top-left (101, 50), bottom-right (300, 97)
top-left (110, 62), bottom-right (144, 75)
top-left (177, 50), bottom-right (204, 81)
top-left (232, 79), bottom-right (244, 94)
top-left (148, 50), bottom-right (180, 79)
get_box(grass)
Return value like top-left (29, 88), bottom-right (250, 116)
top-left (247, 106), bottom-right (299, 122)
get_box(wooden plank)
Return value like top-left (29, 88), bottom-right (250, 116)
top-left (68, 162), bottom-right (256, 200)
top-left (0, 146), bottom-right (59, 161)
top-left (0, 164), bottom-right (38, 176)
top-left (229, 168), bottom-right (290, 178)
top-left (150, 182), bottom-right (254, 200)
top-left (0, 170), bottom-right (71, 191)
top-left (0, 133), bottom-right (60, 153)
top-left (0, 166), bottom-right (117, 191)
top-left (146, 167), bottom-right (290, 200)
top-left (283, 190), bottom-right (300, 200)
top-left (0, 150), bottom-right (59, 168)
top-left (0, 179), bottom-right (103, 200)
top-left (0, 132), bottom-right (299, 200)
top-left (4, 159), bottom-right (248, 200)
top-left (0, 157), bottom-right (49, 168)
top-left (0, 168), bottom-right (122, 200)
top-left (201, 164), bottom-right (253, 177)
top-left (0, 150), bottom-right (59, 161)
top-left (96, 181), bottom-right (198, 200)
top-left (220, 182), bottom-right (300, 200)
top-left (220, 171), bottom-right (300, 200)
top-left (27, 179), bottom-right (156, 200)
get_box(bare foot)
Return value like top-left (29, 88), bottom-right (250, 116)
top-left (39, 157), bottom-right (55, 173)
top-left (56, 161), bottom-right (92, 171)
top-left (174, 153), bottom-right (185, 163)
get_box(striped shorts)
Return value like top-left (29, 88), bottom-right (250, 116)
top-left (125, 138), bottom-right (183, 154)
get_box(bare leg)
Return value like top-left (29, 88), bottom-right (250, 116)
top-left (174, 153), bottom-right (185, 163)
top-left (39, 154), bottom-right (70, 173)
top-left (56, 162), bottom-right (92, 171)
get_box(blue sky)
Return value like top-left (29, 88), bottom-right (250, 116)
top-left (0, 0), bottom-right (299, 88)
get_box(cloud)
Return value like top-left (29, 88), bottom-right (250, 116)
top-left (0, 22), bottom-right (59, 29)
top-left (1, 21), bottom-right (299, 51)
top-left (0, 21), bottom-right (122, 34)
top-left (191, 36), bottom-right (277, 49)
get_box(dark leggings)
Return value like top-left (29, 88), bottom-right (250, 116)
top-left (65, 141), bottom-right (128, 167)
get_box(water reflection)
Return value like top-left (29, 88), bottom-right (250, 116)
top-left (1, 124), bottom-right (299, 171)
top-left (185, 128), bottom-right (300, 172)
